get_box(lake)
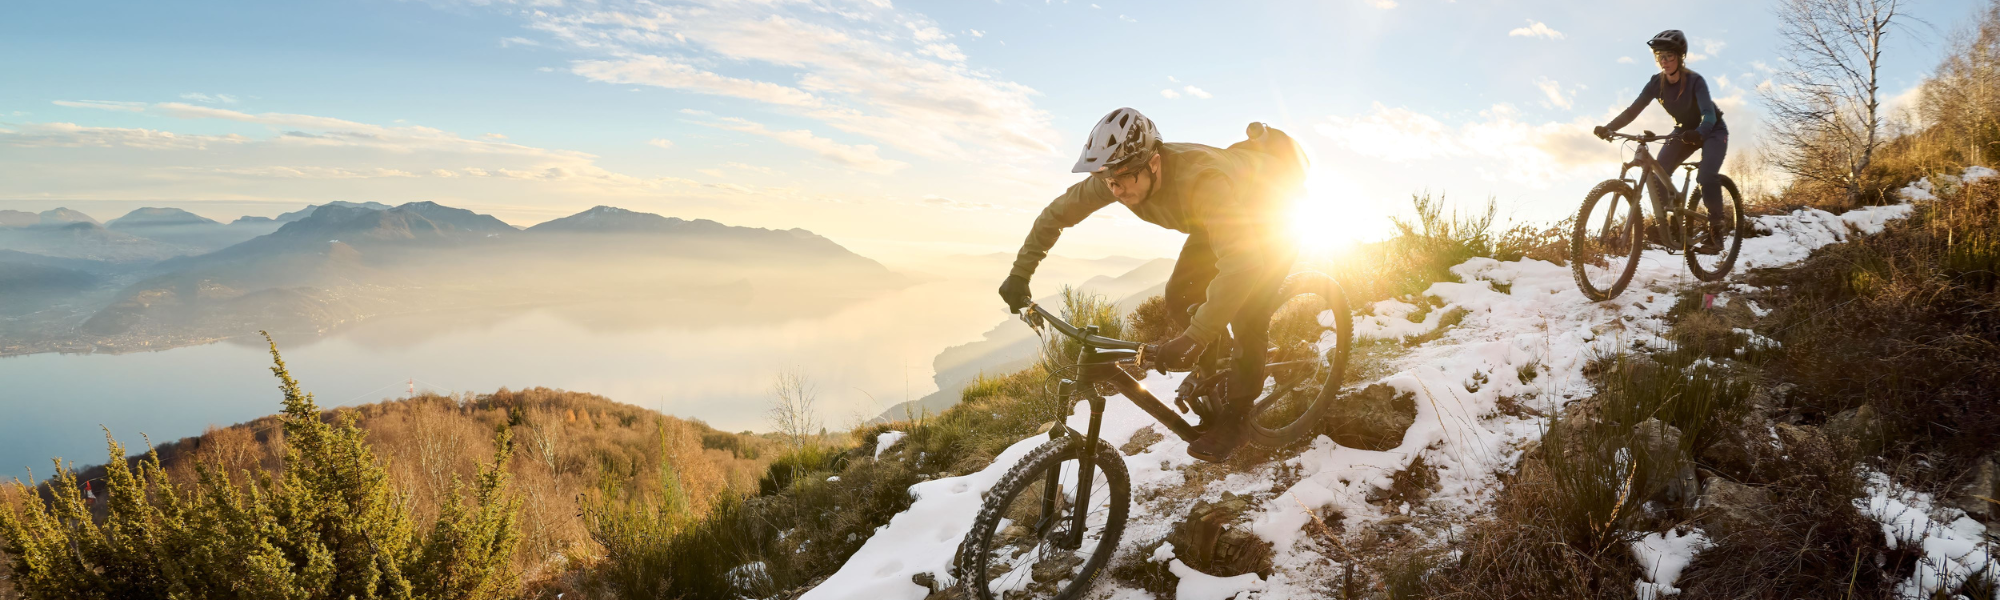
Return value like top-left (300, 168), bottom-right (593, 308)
top-left (0, 273), bottom-right (1017, 480)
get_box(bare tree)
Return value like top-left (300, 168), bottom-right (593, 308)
top-left (524, 420), bottom-right (564, 477)
top-left (1765, 0), bottom-right (1906, 201)
top-left (1920, 0), bottom-right (2000, 164)
top-left (769, 369), bottom-right (822, 451)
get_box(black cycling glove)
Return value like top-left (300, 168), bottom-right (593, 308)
top-left (1593, 125), bottom-right (1612, 140)
top-left (998, 275), bottom-right (1032, 313)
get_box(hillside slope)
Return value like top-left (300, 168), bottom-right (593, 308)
top-left (796, 169), bottom-right (1993, 599)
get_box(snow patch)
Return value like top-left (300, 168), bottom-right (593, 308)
top-left (1631, 528), bottom-right (1712, 599)
top-left (1856, 471), bottom-right (2000, 599)
top-left (874, 431), bottom-right (906, 460)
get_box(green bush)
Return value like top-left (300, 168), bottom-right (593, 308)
top-left (0, 333), bottom-right (521, 600)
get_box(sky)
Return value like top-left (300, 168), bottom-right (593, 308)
top-left (0, 0), bottom-right (1979, 264)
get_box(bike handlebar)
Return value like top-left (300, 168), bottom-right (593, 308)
top-left (1018, 303), bottom-right (1143, 352)
top-left (1603, 130), bottom-right (1671, 143)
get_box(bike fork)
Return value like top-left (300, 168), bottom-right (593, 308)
top-left (1065, 393), bottom-right (1106, 550)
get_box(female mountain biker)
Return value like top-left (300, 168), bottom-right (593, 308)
top-left (1593, 29), bottom-right (1732, 254)
top-left (996, 107), bottom-right (1300, 463)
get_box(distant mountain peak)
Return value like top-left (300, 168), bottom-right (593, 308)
top-left (275, 201), bottom-right (393, 223)
top-left (38, 208), bottom-right (100, 226)
top-left (108, 207), bottom-right (222, 229)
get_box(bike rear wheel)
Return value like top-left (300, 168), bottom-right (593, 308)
top-left (1683, 175), bottom-right (1746, 281)
top-left (1571, 180), bottom-right (1646, 301)
top-left (956, 436), bottom-right (1129, 600)
top-left (1244, 271), bottom-right (1352, 448)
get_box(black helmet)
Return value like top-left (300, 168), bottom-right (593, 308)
top-left (1647, 30), bottom-right (1688, 55)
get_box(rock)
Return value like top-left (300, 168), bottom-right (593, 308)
top-left (1698, 478), bottom-right (1771, 539)
top-left (1325, 384), bottom-right (1417, 451)
top-left (1952, 454), bottom-right (2000, 526)
top-left (1164, 492), bottom-right (1273, 577)
top-left (1633, 419), bottom-right (1699, 510)
top-left (1823, 405), bottom-right (1885, 455)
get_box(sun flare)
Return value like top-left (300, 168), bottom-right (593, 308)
top-left (1288, 167), bottom-right (1392, 256)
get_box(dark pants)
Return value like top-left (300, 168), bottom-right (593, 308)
top-left (1163, 230), bottom-right (1294, 407)
top-left (1657, 128), bottom-right (1730, 231)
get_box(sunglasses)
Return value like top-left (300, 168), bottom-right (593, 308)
top-left (1094, 155), bottom-right (1154, 181)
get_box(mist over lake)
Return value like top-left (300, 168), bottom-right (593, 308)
top-left (0, 275), bottom-right (1005, 479)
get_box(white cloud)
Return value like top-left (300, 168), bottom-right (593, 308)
top-left (202, 166), bottom-right (420, 179)
top-left (1168, 76), bottom-right (1180, 83)
top-left (1314, 103), bottom-right (1611, 187)
top-left (501, 36), bottom-right (541, 47)
top-left (698, 168), bottom-right (725, 178)
top-left (1160, 89), bottom-right (1182, 99)
top-left (52, 100), bottom-right (147, 112)
top-left (0, 102), bottom-right (709, 207)
top-left (482, 133), bottom-right (508, 140)
top-left (704, 116), bottom-right (908, 175)
top-left (1184, 85), bottom-right (1212, 99)
top-left (1534, 77), bottom-right (1573, 109)
top-left (723, 161), bottom-right (777, 174)
top-left (1368, 0), bottom-right (1397, 8)
top-left (572, 55), bottom-right (822, 108)
top-left (922, 195), bottom-right (998, 210)
top-left (0, 122), bottom-right (247, 150)
top-left (1618, 56), bottom-right (1635, 64)
top-left (178, 93), bottom-right (239, 104)
top-left (536, 5), bottom-right (1059, 164)
top-left (968, 29), bottom-right (984, 38)
top-left (647, 138), bottom-right (674, 149)
top-left (1508, 20), bottom-right (1563, 40)
top-left (1118, 14), bottom-right (1136, 23)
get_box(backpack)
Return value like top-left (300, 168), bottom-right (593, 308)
top-left (1226, 122), bottom-right (1309, 195)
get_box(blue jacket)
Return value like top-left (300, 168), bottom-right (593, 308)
top-left (1607, 69), bottom-right (1726, 136)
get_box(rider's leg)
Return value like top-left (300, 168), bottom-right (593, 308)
top-left (1186, 256), bottom-right (1294, 462)
top-left (1696, 132), bottom-right (1732, 236)
top-left (1163, 230), bottom-right (1218, 333)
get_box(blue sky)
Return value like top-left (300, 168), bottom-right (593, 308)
top-left (0, 0), bottom-right (1976, 262)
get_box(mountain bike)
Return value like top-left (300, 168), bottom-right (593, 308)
top-left (1570, 130), bottom-right (1745, 301)
top-left (952, 272), bottom-right (1352, 600)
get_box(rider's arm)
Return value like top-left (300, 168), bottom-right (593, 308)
top-left (1604, 75), bottom-right (1661, 132)
top-left (1184, 173), bottom-right (1273, 344)
top-left (1008, 177), bottom-right (1118, 279)
top-left (1693, 74), bottom-right (1720, 136)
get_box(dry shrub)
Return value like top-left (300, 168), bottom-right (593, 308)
top-left (1675, 427), bottom-right (1902, 599)
top-left (14, 387), bottom-right (774, 597)
top-left (1762, 177), bottom-right (2000, 471)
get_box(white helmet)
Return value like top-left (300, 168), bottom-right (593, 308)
top-left (1072, 107), bottom-right (1159, 174)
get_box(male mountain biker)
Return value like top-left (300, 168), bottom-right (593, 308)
top-left (996, 107), bottom-right (1299, 463)
top-left (1594, 29), bottom-right (1732, 254)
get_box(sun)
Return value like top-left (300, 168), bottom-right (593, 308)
top-left (1288, 167), bottom-right (1391, 256)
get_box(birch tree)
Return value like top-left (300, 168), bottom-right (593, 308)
top-left (1764, 0), bottom-right (1906, 201)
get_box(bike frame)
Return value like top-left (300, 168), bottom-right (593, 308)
top-left (1614, 132), bottom-right (1703, 249)
top-left (1021, 305), bottom-right (1203, 549)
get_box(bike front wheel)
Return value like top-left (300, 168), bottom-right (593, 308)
top-left (1683, 175), bottom-right (1746, 281)
top-left (1245, 271), bottom-right (1352, 448)
top-left (1571, 179), bottom-right (1646, 301)
top-left (956, 436), bottom-right (1130, 600)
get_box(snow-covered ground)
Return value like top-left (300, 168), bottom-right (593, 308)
top-left (1858, 471), bottom-right (2000, 599)
top-left (797, 168), bottom-right (1985, 600)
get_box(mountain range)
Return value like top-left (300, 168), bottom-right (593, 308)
top-left (0, 201), bottom-right (902, 356)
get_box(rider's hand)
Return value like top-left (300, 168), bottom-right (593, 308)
top-left (1157, 334), bottom-right (1205, 371)
top-left (1679, 130), bottom-right (1703, 147)
top-left (998, 275), bottom-right (1032, 313)
top-left (1593, 125), bottom-right (1612, 140)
